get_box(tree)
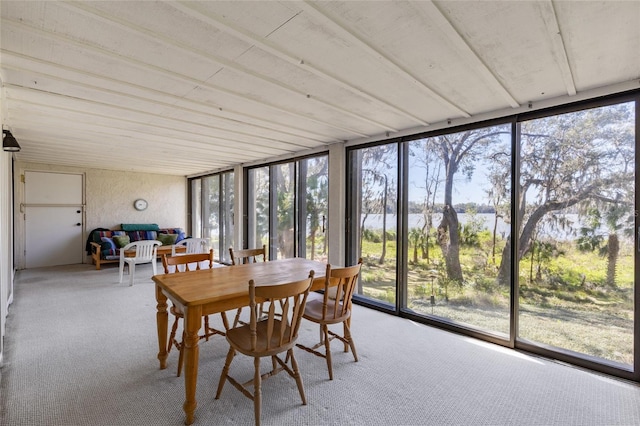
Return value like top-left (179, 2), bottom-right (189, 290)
top-left (577, 202), bottom-right (633, 287)
top-left (409, 140), bottom-right (443, 264)
top-left (408, 227), bottom-right (421, 264)
top-left (362, 170), bottom-right (390, 264)
top-left (274, 163), bottom-right (295, 258)
top-left (304, 158), bottom-right (329, 260)
top-left (430, 128), bottom-right (507, 283)
top-left (485, 151), bottom-right (511, 266)
top-left (359, 145), bottom-right (397, 265)
top-left (497, 103), bottom-right (634, 286)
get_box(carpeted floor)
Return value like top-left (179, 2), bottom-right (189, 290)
top-left (2, 263), bottom-right (640, 426)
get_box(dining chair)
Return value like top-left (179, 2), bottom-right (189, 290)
top-left (161, 250), bottom-right (230, 377)
top-left (171, 237), bottom-right (209, 256)
top-left (296, 259), bottom-right (362, 380)
top-left (229, 245), bottom-right (267, 265)
top-left (215, 271), bottom-right (314, 426)
top-left (229, 245), bottom-right (267, 326)
top-left (119, 240), bottom-right (161, 286)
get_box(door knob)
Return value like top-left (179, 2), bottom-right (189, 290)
top-left (76, 223), bottom-right (81, 226)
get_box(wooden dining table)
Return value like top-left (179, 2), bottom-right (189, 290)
top-left (152, 257), bottom-right (327, 425)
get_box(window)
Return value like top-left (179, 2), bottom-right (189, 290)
top-left (517, 102), bottom-right (635, 367)
top-left (245, 154), bottom-right (328, 261)
top-left (189, 170), bottom-right (234, 263)
top-left (347, 94), bottom-right (638, 379)
top-left (347, 144), bottom-right (398, 307)
top-left (405, 124), bottom-right (512, 336)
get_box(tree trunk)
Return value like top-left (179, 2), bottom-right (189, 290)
top-left (529, 243), bottom-right (535, 284)
top-left (437, 205), bottom-right (463, 282)
top-left (421, 222), bottom-right (430, 262)
top-left (606, 233), bottom-right (619, 287)
top-left (491, 213), bottom-right (499, 265)
top-left (497, 239), bottom-right (511, 287)
top-left (379, 187), bottom-right (388, 265)
top-left (310, 228), bottom-right (316, 260)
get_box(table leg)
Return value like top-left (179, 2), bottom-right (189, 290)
top-left (155, 285), bottom-right (169, 369)
top-left (183, 305), bottom-right (202, 425)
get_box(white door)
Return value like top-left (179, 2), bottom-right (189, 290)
top-left (25, 171), bottom-right (84, 268)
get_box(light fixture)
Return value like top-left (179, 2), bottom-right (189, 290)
top-left (3, 130), bottom-right (21, 152)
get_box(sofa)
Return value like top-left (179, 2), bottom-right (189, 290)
top-left (89, 224), bottom-right (186, 270)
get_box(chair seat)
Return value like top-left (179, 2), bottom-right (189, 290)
top-left (296, 260), bottom-right (362, 381)
top-left (307, 291), bottom-right (323, 302)
top-left (215, 272), bottom-right (313, 426)
top-left (227, 320), bottom-right (295, 357)
top-left (303, 299), bottom-right (350, 325)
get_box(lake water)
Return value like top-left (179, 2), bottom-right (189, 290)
top-left (361, 213), bottom-right (595, 241)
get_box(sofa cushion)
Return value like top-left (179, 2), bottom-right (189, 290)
top-left (157, 233), bottom-right (178, 246)
top-left (91, 228), bottom-right (184, 259)
top-left (127, 230), bottom-right (158, 242)
top-left (100, 237), bottom-right (117, 257)
top-left (93, 230), bottom-right (125, 244)
top-left (93, 230), bottom-right (113, 244)
top-left (113, 235), bottom-right (131, 248)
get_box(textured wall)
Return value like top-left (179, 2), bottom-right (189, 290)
top-left (14, 162), bottom-right (186, 266)
top-left (86, 168), bottom-right (186, 231)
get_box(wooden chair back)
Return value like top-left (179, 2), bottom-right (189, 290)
top-left (161, 248), bottom-right (225, 377)
top-left (229, 245), bottom-right (266, 265)
top-left (162, 250), bottom-right (214, 274)
top-left (320, 259), bottom-right (362, 322)
top-left (248, 271), bottom-right (313, 354)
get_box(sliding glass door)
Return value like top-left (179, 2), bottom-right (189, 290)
top-left (346, 93), bottom-right (638, 378)
top-left (189, 170), bottom-right (234, 263)
top-left (348, 144), bottom-right (398, 307)
top-left (517, 101), bottom-right (635, 367)
top-left (246, 166), bottom-right (269, 256)
top-left (299, 155), bottom-right (328, 262)
top-left (405, 124), bottom-right (512, 336)
top-left (245, 153), bottom-right (328, 260)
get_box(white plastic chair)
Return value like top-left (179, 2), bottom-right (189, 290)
top-left (119, 240), bottom-right (161, 286)
top-left (171, 237), bottom-right (209, 256)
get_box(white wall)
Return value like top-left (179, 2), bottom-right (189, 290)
top-left (327, 142), bottom-right (346, 266)
top-left (14, 162), bottom-right (187, 268)
top-left (0, 152), bottom-right (14, 366)
top-left (1, 85), bottom-right (16, 365)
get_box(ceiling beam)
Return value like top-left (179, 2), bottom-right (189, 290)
top-left (169, 0), bottom-right (430, 127)
top-left (1, 57), bottom-right (332, 145)
top-left (60, 1), bottom-right (397, 134)
top-left (1, 51), bottom-right (337, 142)
top-left (5, 86), bottom-right (318, 153)
top-left (297, 1), bottom-right (470, 119)
top-left (415, 1), bottom-right (520, 109)
top-left (9, 113), bottom-right (278, 163)
top-left (535, 0), bottom-right (577, 96)
top-left (1, 17), bottom-right (370, 139)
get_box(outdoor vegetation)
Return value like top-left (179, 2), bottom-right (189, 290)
top-left (353, 101), bottom-right (635, 366)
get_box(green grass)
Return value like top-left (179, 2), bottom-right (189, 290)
top-left (358, 234), bottom-right (634, 365)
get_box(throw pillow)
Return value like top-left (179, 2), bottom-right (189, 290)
top-left (157, 233), bottom-right (178, 246)
top-left (113, 235), bottom-right (131, 248)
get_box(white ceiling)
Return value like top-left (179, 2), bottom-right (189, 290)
top-left (1, 1), bottom-right (639, 177)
